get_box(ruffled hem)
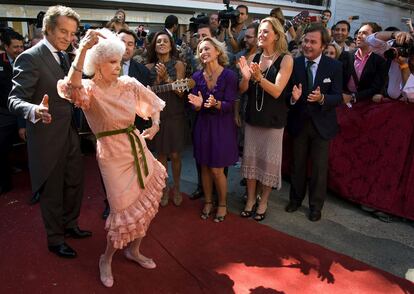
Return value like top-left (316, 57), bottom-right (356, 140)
top-left (241, 166), bottom-right (282, 190)
top-left (105, 161), bottom-right (167, 249)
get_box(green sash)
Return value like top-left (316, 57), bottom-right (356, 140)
top-left (96, 124), bottom-right (149, 189)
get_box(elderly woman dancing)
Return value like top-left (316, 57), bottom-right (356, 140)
top-left (57, 29), bottom-right (167, 288)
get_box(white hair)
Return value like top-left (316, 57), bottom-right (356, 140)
top-left (83, 28), bottom-right (125, 76)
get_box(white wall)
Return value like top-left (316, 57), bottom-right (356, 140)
top-left (331, 0), bottom-right (413, 35)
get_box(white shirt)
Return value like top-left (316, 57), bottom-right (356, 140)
top-left (305, 53), bottom-right (322, 85)
top-left (121, 59), bottom-right (130, 76)
top-left (366, 33), bottom-right (402, 99)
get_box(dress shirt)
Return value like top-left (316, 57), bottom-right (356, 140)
top-left (121, 60), bottom-right (130, 76)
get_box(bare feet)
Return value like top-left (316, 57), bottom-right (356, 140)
top-left (99, 255), bottom-right (114, 288)
top-left (124, 248), bottom-right (156, 269)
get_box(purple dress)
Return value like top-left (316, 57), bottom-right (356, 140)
top-left (191, 68), bottom-right (238, 168)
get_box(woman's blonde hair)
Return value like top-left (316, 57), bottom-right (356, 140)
top-left (259, 17), bottom-right (288, 54)
top-left (326, 42), bottom-right (341, 59)
top-left (196, 37), bottom-right (228, 68)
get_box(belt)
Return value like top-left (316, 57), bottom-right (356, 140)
top-left (96, 124), bottom-right (149, 189)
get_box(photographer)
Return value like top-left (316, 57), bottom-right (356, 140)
top-left (217, 4), bottom-right (249, 54)
top-left (366, 28), bottom-right (413, 100)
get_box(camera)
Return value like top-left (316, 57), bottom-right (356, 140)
top-left (189, 13), bottom-right (210, 33)
top-left (384, 40), bottom-right (414, 59)
top-left (218, 0), bottom-right (240, 28)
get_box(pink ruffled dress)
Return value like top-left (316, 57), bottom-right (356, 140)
top-left (58, 76), bottom-right (167, 249)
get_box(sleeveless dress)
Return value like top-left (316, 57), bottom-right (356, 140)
top-left (241, 54), bottom-right (289, 189)
top-left (149, 59), bottom-right (187, 154)
top-left (57, 76), bottom-right (167, 249)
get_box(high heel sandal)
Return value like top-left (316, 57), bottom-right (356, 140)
top-left (172, 187), bottom-right (183, 206)
top-left (240, 203), bottom-right (257, 218)
top-left (214, 205), bottom-right (227, 223)
top-left (254, 203), bottom-right (267, 222)
top-left (201, 201), bottom-right (213, 220)
top-left (160, 187), bottom-right (169, 207)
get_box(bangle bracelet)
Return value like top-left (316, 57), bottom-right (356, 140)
top-left (72, 64), bottom-right (82, 72)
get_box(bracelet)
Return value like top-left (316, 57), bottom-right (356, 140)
top-left (400, 63), bottom-right (409, 70)
top-left (72, 64), bottom-right (82, 73)
top-left (319, 94), bottom-right (325, 105)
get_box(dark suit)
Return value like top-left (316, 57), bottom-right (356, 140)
top-left (0, 52), bottom-right (17, 193)
top-left (8, 41), bottom-right (84, 246)
top-left (287, 54), bottom-right (343, 212)
top-left (337, 50), bottom-right (353, 92)
top-left (345, 51), bottom-right (386, 102)
top-left (128, 59), bottom-right (151, 131)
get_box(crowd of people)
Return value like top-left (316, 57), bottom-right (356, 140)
top-left (1, 3), bottom-right (414, 288)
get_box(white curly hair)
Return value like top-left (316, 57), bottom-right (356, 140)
top-left (83, 28), bottom-right (125, 76)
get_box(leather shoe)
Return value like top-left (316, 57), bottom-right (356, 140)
top-left (48, 243), bottom-right (77, 258)
top-left (189, 187), bottom-right (204, 200)
top-left (285, 202), bottom-right (301, 213)
top-left (29, 191), bottom-right (40, 205)
top-left (65, 227), bottom-right (92, 239)
top-left (308, 210), bottom-right (322, 222)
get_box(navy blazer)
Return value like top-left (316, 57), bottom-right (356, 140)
top-left (128, 59), bottom-right (150, 87)
top-left (287, 54), bottom-right (343, 140)
top-left (345, 51), bottom-right (386, 101)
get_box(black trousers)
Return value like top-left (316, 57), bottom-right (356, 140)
top-left (289, 119), bottom-right (329, 212)
top-left (0, 124), bottom-right (17, 192)
top-left (39, 126), bottom-right (84, 246)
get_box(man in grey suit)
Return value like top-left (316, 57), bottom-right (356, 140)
top-left (8, 5), bottom-right (90, 258)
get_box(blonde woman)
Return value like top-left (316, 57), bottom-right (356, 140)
top-left (188, 37), bottom-right (238, 222)
top-left (238, 17), bottom-right (293, 221)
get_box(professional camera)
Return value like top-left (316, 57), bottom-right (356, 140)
top-left (189, 13), bottom-right (210, 33)
top-left (218, 0), bottom-right (240, 28)
top-left (384, 40), bottom-right (414, 59)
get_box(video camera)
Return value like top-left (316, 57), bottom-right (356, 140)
top-left (384, 40), bottom-right (414, 59)
top-left (218, 0), bottom-right (239, 28)
top-left (189, 13), bottom-right (210, 33)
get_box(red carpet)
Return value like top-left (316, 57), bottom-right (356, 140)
top-left (1, 156), bottom-right (413, 293)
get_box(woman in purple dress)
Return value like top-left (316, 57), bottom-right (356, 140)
top-left (188, 37), bottom-right (238, 222)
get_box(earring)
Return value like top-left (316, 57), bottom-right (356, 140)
top-left (95, 69), bottom-right (102, 80)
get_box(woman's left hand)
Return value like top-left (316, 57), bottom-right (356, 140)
top-left (204, 94), bottom-right (218, 108)
top-left (188, 91), bottom-right (203, 108)
top-left (142, 124), bottom-right (159, 140)
top-left (249, 62), bottom-right (262, 82)
top-left (155, 63), bottom-right (169, 83)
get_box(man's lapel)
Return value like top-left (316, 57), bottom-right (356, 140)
top-left (38, 41), bottom-right (65, 78)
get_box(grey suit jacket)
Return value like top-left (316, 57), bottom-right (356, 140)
top-left (8, 41), bottom-right (74, 192)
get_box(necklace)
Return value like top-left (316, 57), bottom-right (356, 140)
top-left (203, 66), bottom-right (220, 82)
top-left (256, 53), bottom-right (278, 112)
top-left (261, 51), bottom-right (276, 58)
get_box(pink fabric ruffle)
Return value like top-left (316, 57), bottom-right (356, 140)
top-left (57, 78), bottom-right (92, 109)
top-left (105, 161), bottom-right (167, 249)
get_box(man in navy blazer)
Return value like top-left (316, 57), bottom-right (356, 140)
top-left (286, 24), bottom-right (343, 221)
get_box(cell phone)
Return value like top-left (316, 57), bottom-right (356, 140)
top-left (401, 17), bottom-right (411, 22)
top-left (309, 16), bottom-right (319, 22)
top-left (350, 15), bottom-right (360, 20)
